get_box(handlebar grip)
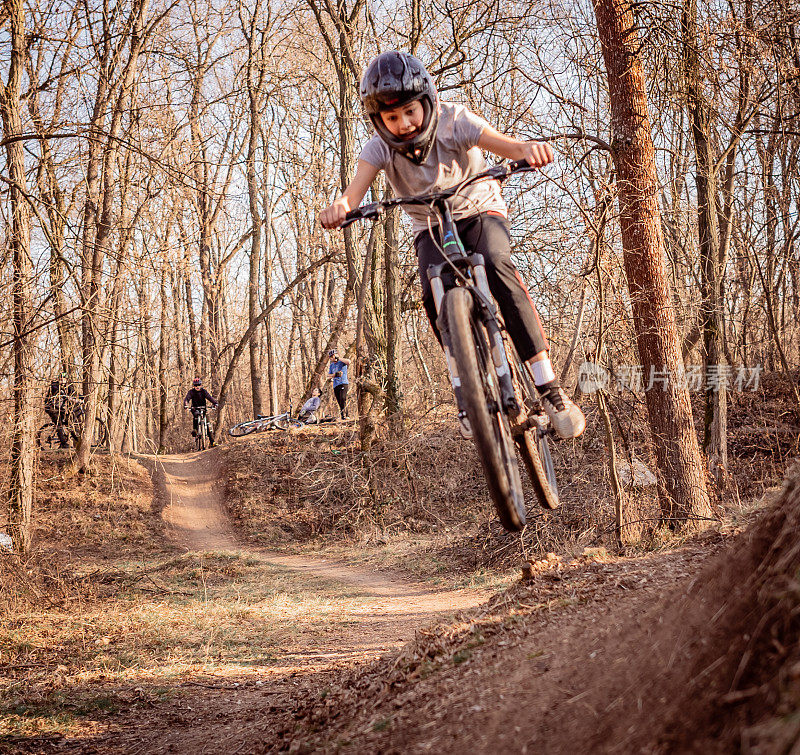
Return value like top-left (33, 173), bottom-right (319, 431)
top-left (508, 158), bottom-right (532, 172)
top-left (341, 202), bottom-right (384, 228)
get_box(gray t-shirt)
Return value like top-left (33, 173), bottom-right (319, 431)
top-left (358, 102), bottom-right (507, 234)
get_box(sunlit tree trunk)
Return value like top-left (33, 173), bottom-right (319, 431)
top-left (593, 0), bottom-right (713, 529)
top-left (682, 0), bottom-right (728, 485)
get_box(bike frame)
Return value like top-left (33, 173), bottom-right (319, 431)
top-left (194, 407), bottom-right (209, 441)
top-left (341, 158), bottom-right (534, 423)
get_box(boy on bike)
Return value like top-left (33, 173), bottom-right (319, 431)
top-left (183, 377), bottom-right (218, 446)
top-left (320, 51), bottom-right (585, 439)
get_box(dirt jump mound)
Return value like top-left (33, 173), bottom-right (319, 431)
top-left (586, 466), bottom-right (800, 753)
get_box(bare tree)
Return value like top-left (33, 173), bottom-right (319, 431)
top-left (1, 0), bottom-right (36, 552)
top-left (592, 0), bottom-right (713, 529)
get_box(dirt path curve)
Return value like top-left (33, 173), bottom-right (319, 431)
top-left (140, 448), bottom-right (489, 643)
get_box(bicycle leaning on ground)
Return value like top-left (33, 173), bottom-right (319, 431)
top-left (228, 405), bottom-right (320, 437)
top-left (340, 159), bottom-right (559, 532)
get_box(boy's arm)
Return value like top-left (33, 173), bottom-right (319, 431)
top-left (477, 126), bottom-right (553, 168)
top-left (340, 357), bottom-right (351, 366)
top-left (320, 160), bottom-right (380, 229)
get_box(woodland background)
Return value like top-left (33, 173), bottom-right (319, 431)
top-left (2, 0), bottom-right (800, 549)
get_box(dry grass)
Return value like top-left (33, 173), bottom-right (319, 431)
top-left (0, 550), bottom-right (392, 739)
top-left (30, 453), bottom-right (165, 560)
top-left (220, 380), bottom-right (799, 582)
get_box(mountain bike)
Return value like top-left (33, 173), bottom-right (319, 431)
top-left (192, 407), bottom-right (214, 450)
top-left (341, 159), bottom-right (559, 531)
top-left (37, 401), bottom-right (109, 451)
top-left (228, 405), bottom-right (314, 437)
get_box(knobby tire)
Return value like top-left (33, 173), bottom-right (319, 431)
top-left (444, 287), bottom-right (527, 531)
top-left (229, 421), bottom-right (260, 437)
top-left (37, 423), bottom-right (61, 451)
top-left (507, 351), bottom-right (560, 511)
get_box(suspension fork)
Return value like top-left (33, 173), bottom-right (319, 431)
top-left (427, 205), bottom-right (519, 416)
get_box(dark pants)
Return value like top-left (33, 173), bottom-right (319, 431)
top-left (414, 213), bottom-right (549, 362)
top-left (333, 384), bottom-right (348, 418)
top-left (45, 408), bottom-right (70, 448)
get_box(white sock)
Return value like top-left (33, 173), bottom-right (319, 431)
top-left (529, 356), bottom-right (556, 387)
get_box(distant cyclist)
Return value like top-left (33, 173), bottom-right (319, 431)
top-left (183, 377), bottom-right (218, 446)
top-left (44, 373), bottom-right (77, 448)
top-left (327, 350), bottom-right (351, 420)
top-left (298, 387), bottom-right (322, 424)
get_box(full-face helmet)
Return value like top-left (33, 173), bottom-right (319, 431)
top-left (192, 377), bottom-right (202, 387)
top-left (360, 51), bottom-right (439, 165)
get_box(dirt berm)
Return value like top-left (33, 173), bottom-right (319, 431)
top-left (277, 466), bottom-right (800, 753)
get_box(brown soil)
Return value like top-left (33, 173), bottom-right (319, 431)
top-left (6, 438), bottom-right (793, 755)
top-left (29, 449), bottom-right (489, 755)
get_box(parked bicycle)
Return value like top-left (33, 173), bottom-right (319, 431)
top-left (228, 405), bottom-right (320, 437)
top-left (341, 159), bottom-right (559, 531)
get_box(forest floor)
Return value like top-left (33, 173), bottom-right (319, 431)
top-left (0, 427), bottom-right (791, 754)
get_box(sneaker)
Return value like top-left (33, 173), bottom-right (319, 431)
top-left (458, 411), bottom-right (473, 440)
top-left (538, 382), bottom-right (586, 439)
top-left (191, 430), bottom-right (197, 437)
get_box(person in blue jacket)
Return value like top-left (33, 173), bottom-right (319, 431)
top-left (298, 387), bottom-right (322, 424)
top-left (327, 349), bottom-right (351, 420)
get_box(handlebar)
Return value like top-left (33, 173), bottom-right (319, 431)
top-left (340, 159), bottom-right (534, 228)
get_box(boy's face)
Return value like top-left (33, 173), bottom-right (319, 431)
top-left (380, 100), bottom-right (424, 141)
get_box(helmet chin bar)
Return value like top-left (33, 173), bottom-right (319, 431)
top-left (360, 51), bottom-right (439, 166)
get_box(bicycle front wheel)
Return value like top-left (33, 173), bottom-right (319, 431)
top-left (444, 287), bottom-right (526, 531)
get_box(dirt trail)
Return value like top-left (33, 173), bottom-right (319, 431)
top-left (144, 448), bottom-right (488, 650)
top-left (60, 449), bottom-right (492, 753)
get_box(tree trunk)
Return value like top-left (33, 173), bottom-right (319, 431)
top-left (383, 203), bottom-right (404, 432)
top-left (2, 0), bottom-right (36, 552)
top-left (682, 0), bottom-right (728, 486)
top-left (157, 270), bottom-right (170, 453)
top-left (593, 0), bottom-right (713, 529)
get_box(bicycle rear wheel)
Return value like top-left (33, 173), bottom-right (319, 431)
top-left (37, 423), bottom-right (61, 450)
top-left (444, 287), bottom-right (526, 531)
top-left (516, 423), bottom-right (559, 510)
top-left (228, 420), bottom-right (260, 437)
top-left (508, 351), bottom-right (560, 510)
